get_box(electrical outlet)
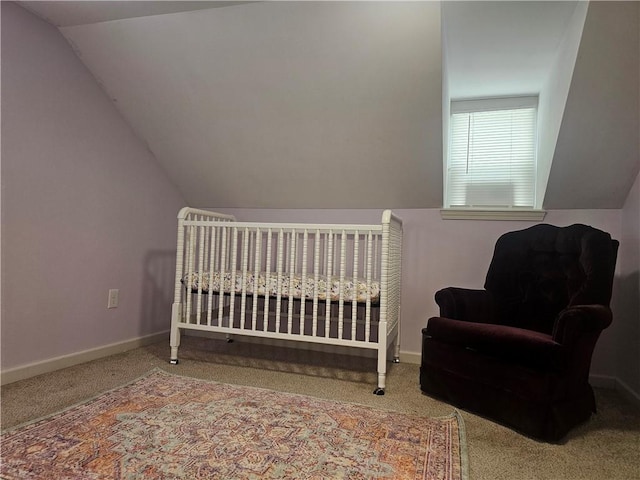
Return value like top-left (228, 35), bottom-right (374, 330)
top-left (108, 289), bottom-right (119, 309)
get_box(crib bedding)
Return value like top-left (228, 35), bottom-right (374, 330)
top-left (182, 271), bottom-right (380, 304)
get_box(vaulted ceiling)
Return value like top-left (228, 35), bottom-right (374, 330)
top-left (18, 1), bottom-right (640, 209)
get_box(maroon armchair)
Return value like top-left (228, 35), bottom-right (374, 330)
top-left (420, 224), bottom-right (618, 441)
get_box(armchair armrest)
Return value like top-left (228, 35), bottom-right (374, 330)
top-left (434, 287), bottom-right (495, 323)
top-left (551, 304), bottom-right (612, 385)
top-left (552, 305), bottom-right (613, 345)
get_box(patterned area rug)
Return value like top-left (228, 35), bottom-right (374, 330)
top-left (1, 369), bottom-right (468, 479)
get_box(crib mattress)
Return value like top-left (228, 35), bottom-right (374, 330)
top-left (182, 271), bottom-right (380, 303)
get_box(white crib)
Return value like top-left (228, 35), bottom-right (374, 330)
top-left (169, 208), bottom-right (403, 394)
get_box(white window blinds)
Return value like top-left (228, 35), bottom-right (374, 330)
top-left (446, 97), bottom-right (538, 209)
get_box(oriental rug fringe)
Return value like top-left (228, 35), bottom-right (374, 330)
top-left (1, 369), bottom-right (468, 479)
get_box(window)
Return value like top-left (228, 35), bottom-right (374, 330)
top-left (446, 96), bottom-right (538, 210)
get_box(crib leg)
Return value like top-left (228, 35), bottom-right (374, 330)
top-left (373, 344), bottom-right (387, 395)
top-left (393, 336), bottom-right (401, 363)
top-left (393, 306), bottom-right (401, 364)
top-left (169, 303), bottom-right (181, 365)
top-left (373, 373), bottom-right (386, 395)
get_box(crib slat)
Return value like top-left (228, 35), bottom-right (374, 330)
top-left (185, 225), bottom-right (195, 323)
top-left (287, 232), bottom-right (296, 335)
top-left (300, 230), bottom-right (308, 328)
top-left (325, 231), bottom-right (333, 338)
top-left (338, 230), bottom-right (346, 339)
top-left (196, 225), bottom-right (206, 324)
top-left (352, 231), bottom-right (359, 340)
top-left (229, 228), bottom-right (239, 328)
top-left (263, 229), bottom-right (272, 331)
top-left (373, 236), bottom-right (379, 281)
top-left (252, 228), bottom-right (261, 331)
top-left (240, 227), bottom-right (250, 330)
top-left (275, 229), bottom-right (284, 333)
top-left (203, 226), bottom-right (209, 282)
top-left (312, 230), bottom-right (320, 336)
top-left (213, 226), bottom-right (221, 325)
top-left (218, 226), bottom-right (227, 326)
top-left (365, 230), bottom-right (373, 341)
top-left (207, 225), bottom-right (216, 326)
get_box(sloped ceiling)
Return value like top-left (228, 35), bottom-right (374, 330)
top-left (38, 1), bottom-right (444, 209)
top-left (17, 1), bottom-right (640, 209)
top-left (18, 1), bottom-right (256, 26)
top-left (443, 1), bottom-right (579, 99)
top-left (544, 0), bottom-right (640, 208)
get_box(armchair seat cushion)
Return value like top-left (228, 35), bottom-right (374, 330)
top-left (424, 318), bottom-right (564, 372)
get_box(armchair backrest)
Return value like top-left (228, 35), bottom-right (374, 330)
top-left (484, 224), bottom-right (618, 334)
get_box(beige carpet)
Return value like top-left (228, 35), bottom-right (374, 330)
top-left (2, 336), bottom-right (639, 480)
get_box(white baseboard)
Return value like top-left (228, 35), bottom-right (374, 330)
top-left (399, 351), bottom-right (421, 365)
top-left (0, 331), bottom-right (170, 386)
top-left (589, 374), bottom-right (617, 389)
top-left (613, 377), bottom-right (640, 408)
top-left (589, 374), bottom-right (640, 408)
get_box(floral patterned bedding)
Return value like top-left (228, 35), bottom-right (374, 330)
top-left (182, 271), bottom-right (380, 304)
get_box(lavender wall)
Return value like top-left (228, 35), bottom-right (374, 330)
top-left (616, 172), bottom-right (640, 397)
top-left (214, 207), bottom-right (624, 378)
top-left (1, 3), bottom-right (185, 370)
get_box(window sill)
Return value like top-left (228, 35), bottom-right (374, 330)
top-left (440, 208), bottom-right (547, 221)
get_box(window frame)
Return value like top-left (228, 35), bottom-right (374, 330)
top-left (442, 96), bottom-right (545, 221)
